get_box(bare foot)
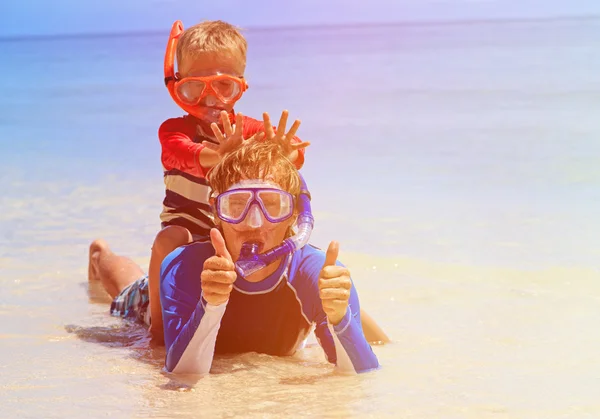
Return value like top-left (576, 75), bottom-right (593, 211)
top-left (88, 239), bottom-right (109, 282)
top-left (87, 239), bottom-right (112, 303)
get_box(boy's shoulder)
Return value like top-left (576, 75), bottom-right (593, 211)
top-left (240, 114), bottom-right (261, 123)
top-left (158, 115), bottom-right (197, 137)
top-left (239, 114), bottom-right (265, 135)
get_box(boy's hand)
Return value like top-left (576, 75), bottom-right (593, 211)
top-left (201, 228), bottom-right (237, 306)
top-left (318, 241), bottom-right (351, 326)
top-left (204, 111), bottom-right (264, 157)
top-left (262, 110), bottom-right (310, 160)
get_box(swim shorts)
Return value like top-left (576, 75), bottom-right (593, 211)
top-left (110, 276), bottom-right (151, 326)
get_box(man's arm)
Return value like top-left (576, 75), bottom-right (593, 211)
top-left (313, 278), bottom-right (380, 374)
top-left (160, 246), bottom-right (226, 375)
top-left (296, 247), bottom-right (380, 374)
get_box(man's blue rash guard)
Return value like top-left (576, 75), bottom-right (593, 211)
top-left (159, 242), bottom-right (380, 375)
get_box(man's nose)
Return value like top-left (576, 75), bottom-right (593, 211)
top-left (243, 204), bottom-right (264, 229)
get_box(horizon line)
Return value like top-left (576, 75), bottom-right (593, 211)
top-left (1, 13), bottom-right (599, 43)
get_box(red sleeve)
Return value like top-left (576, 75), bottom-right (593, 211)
top-left (241, 115), bottom-right (306, 170)
top-left (158, 117), bottom-right (207, 178)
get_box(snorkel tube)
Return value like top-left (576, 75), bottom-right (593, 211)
top-left (163, 21), bottom-right (185, 109)
top-left (163, 20), bottom-right (221, 121)
top-left (235, 174), bottom-right (314, 277)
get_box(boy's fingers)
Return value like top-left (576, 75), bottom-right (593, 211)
top-left (221, 111), bottom-right (233, 136)
top-left (291, 141), bottom-right (310, 151)
top-left (210, 123), bottom-right (225, 144)
top-left (285, 119), bottom-right (301, 141)
top-left (263, 112), bottom-right (275, 139)
top-left (234, 113), bottom-right (244, 137)
top-left (276, 110), bottom-right (289, 139)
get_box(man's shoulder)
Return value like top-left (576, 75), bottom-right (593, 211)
top-left (289, 244), bottom-right (327, 282)
top-left (298, 243), bottom-right (326, 261)
top-left (160, 241), bottom-right (214, 299)
top-left (162, 240), bottom-right (215, 273)
top-left (290, 244), bottom-right (347, 278)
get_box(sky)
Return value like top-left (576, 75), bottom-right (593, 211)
top-left (0, 0), bottom-right (599, 38)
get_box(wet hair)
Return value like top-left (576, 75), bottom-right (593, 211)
top-left (208, 141), bottom-right (300, 197)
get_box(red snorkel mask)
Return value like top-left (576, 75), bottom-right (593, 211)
top-left (163, 20), bottom-right (249, 121)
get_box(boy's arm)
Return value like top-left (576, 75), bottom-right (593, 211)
top-left (160, 247), bottom-right (226, 375)
top-left (159, 118), bottom-right (221, 177)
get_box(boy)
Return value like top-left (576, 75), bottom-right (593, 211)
top-left (148, 20), bottom-right (309, 343)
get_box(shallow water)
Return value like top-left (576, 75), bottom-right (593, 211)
top-left (1, 18), bottom-right (600, 418)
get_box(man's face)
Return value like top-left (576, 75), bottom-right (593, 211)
top-left (217, 179), bottom-right (295, 263)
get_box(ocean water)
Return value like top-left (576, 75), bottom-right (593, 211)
top-left (1, 18), bottom-right (600, 418)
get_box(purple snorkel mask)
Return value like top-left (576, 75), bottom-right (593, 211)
top-left (214, 174), bottom-right (314, 277)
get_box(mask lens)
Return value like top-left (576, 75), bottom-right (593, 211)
top-left (210, 78), bottom-right (241, 101)
top-left (176, 80), bottom-right (206, 105)
top-left (218, 190), bottom-right (252, 222)
top-left (258, 190), bottom-right (293, 221)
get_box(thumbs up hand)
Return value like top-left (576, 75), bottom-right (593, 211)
top-left (318, 241), bottom-right (352, 325)
top-left (201, 228), bottom-right (237, 306)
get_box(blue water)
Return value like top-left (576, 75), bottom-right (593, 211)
top-left (2, 18), bottom-right (600, 269)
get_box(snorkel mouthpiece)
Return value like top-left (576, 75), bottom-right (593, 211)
top-left (236, 241), bottom-right (266, 277)
top-left (200, 106), bottom-right (224, 123)
top-left (239, 241), bottom-right (263, 260)
top-left (235, 240), bottom-right (296, 277)
top-left (234, 174), bottom-right (314, 278)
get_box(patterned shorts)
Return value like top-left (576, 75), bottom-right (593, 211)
top-left (110, 276), bottom-right (151, 326)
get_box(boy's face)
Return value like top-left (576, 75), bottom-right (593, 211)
top-left (179, 51), bottom-right (246, 121)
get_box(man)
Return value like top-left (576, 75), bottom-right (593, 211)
top-left (160, 140), bottom-right (379, 375)
top-left (88, 140), bottom-right (380, 375)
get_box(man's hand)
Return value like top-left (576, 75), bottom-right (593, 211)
top-left (318, 241), bottom-right (351, 325)
top-left (201, 228), bottom-right (237, 306)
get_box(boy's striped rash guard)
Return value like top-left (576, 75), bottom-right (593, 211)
top-left (158, 114), bottom-right (306, 236)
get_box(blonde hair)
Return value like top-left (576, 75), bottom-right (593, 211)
top-left (208, 141), bottom-right (301, 197)
top-left (177, 20), bottom-right (247, 69)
